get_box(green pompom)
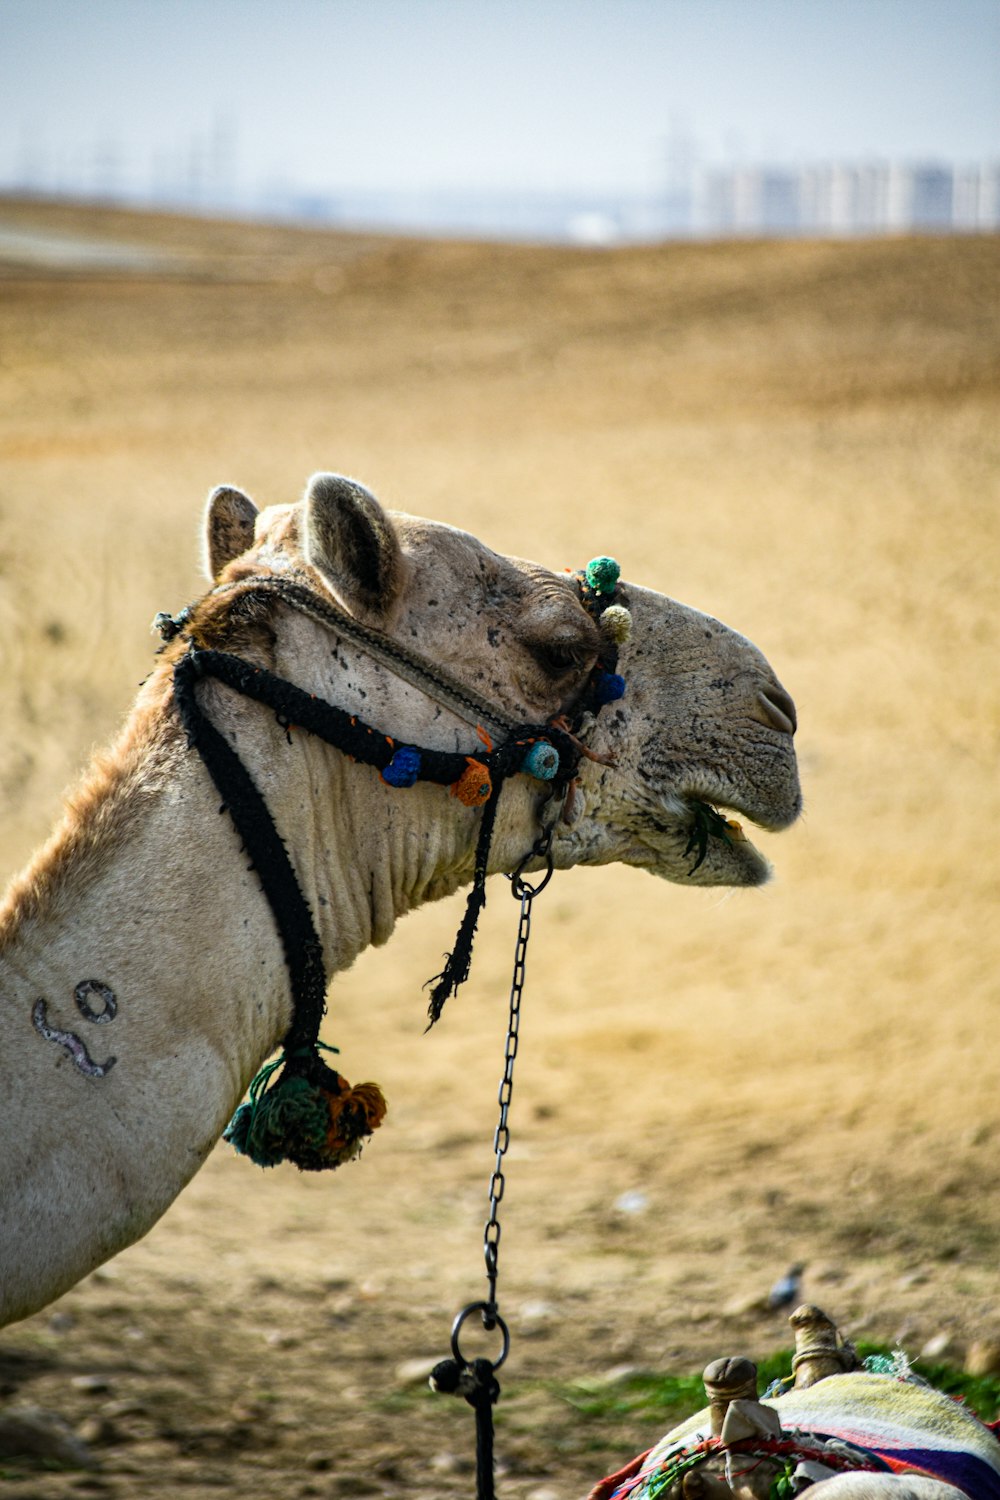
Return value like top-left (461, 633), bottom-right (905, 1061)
top-left (251, 1076), bottom-right (331, 1167)
top-left (225, 1043), bottom-right (386, 1174)
top-left (585, 556), bottom-right (620, 595)
top-left (224, 1072), bottom-right (331, 1169)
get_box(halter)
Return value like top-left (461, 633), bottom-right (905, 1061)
top-left (158, 557), bottom-right (631, 1174)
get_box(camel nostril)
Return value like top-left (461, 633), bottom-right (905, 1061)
top-left (757, 686), bottom-right (797, 736)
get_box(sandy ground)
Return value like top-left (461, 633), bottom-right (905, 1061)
top-left (0, 199), bottom-right (998, 1499)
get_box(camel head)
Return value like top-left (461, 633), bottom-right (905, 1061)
top-left (199, 472), bottom-right (801, 893)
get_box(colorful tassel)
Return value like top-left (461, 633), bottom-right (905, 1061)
top-left (325, 1081), bottom-right (388, 1161)
top-left (224, 1050), bottom-right (387, 1172)
top-left (594, 671), bottom-right (626, 705)
top-left (600, 604), bottom-right (633, 645)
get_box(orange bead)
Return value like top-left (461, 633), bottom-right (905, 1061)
top-left (450, 759), bottom-right (493, 807)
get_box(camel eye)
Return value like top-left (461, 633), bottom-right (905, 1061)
top-left (530, 640), bottom-right (594, 677)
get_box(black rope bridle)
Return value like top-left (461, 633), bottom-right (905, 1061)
top-left (171, 639), bottom-right (585, 1036)
top-left (161, 567), bottom-right (623, 1063)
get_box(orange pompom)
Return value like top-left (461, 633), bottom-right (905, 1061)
top-left (324, 1080), bottom-right (388, 1163)
top-left (450, 758), bottom-right (493, 807)
top-left (347, 1081), bottom-right (388, 1131)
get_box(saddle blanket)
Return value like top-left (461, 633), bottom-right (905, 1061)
top-left (597, 1371), bottom-right (1000, 1499)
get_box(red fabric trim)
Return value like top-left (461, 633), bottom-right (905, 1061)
top-left (584, 1448), bottom-right (652, 1500)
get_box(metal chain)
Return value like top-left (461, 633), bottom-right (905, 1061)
top-left (432, 825), bottom-right (557, 1500)
top-left (481, 828), bottom-right (555, 1328)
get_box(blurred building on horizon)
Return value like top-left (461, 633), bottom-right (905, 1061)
top-left (5, 136), bottom-right (999, 243)
top-left (699, 159), bottom-right (1000, 238)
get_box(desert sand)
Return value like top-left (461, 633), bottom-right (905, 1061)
top-left (0, 199), bottom-right (998, 1499)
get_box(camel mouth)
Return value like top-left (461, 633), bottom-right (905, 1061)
top-left (618, 777), bottom-right (800, 889)
top-left (673, 770), bottom-right (802, 885)
top-left (674, 793), bottom-right (770, 885)
top-left (684, 798), bottom-right (748, 868)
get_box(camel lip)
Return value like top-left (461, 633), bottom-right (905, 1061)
top-left (664, 781), bottom-right (798, 882)
top-left (615, 788), bottom-right (772, 886)
top-left (671, 777), bottom-right (801, 883)
top-left (624, 804), bottom-right (770, 886)
top-left (677, 778), bottom-right (802, 837)
top-left (680, 795), bottom-right (759, 872)
top-left (675, 790), bottom-right (758, 840)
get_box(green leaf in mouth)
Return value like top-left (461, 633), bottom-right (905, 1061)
top-left (684, 799), bottom-right (734, 874)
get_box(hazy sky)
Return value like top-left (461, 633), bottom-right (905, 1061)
top-left (2, 0), bottom-right (998, 200)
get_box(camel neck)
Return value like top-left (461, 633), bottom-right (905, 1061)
top-left (0, 700), bottom-right (295, 1323)
top-left (0, 658), bottom-right (493, 1325)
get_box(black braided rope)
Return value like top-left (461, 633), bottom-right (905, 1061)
top-left (178, 647), bottom-right (582, 787)
top-left (202, 574), bottom-right (522, 734)
top-left (424, 787), bottom-right (502, 1027)
top-left (173, 653), bottom-right (331, 1062)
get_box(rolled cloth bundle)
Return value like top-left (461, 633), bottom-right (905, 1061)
top-left (593, 1363), bottom-right (1000, 1499)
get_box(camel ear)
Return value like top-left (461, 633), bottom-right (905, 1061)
top-left (302, 473), bottom-right (405, 623)
top-left (203, 485), bottom-right (258, 580)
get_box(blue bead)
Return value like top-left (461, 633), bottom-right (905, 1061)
top-left (594, 672), bottom-right (626, 705)
top-left (521, 742), bottom-right (560, 781)
top-left (381, 746), bottom-right (422, 787)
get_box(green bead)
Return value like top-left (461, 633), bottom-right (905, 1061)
top-left (585, 556), bottom-right (620, 595)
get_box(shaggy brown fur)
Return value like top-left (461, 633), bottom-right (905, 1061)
top-left (0, 576), bottom-right (285, 948)
top-left (0, 673), bottom-right (179, 948)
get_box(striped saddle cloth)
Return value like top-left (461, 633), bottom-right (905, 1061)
top-left (592, 1371), bottom-right (1000, 1499)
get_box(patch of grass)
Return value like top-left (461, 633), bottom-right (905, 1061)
top-left (543, 1345), bottom-right (1000, 1428)
top-left (371, 1345), bottom-right (1000, 1430)
top-left (553, 1350), bottom-right (795, 1429)
top-left (906, 1356), bottom-right (1000, 1423)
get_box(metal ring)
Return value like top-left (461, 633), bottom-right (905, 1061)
top-left (510, 867), bottom-right (553, 900)
top-left (450, 1302), bottom-right (511, 1371)
top-left (509, 833), bottom-right (556, 900)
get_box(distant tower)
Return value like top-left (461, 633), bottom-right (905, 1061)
top-left (758, 169), bottom-right (799, 234)
top-left (16, 125), bottom-right (48, 194)
top-left (662, 114), bottom-right (697, 235)
top-left (209, 114), bottom-right (237, 209)
top-left (953, 165), bottom-right (981, 230)
top-left (855, 162), bottom-right (890, 233)
top-left (910, 164), bottom-right (955, 229)
top-left (886, 163), bottom-right (912, 230)
top-left (91, 136), bottom-right (123, 202)
top-left (978, 162), bottom-right (1000, 229)
top-left (186, 133), bottom-right (208, 206)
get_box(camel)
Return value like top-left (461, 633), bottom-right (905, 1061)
top-left (588, 1304), bottom-right (999, 1500)
top-left (0, 473), bottom-right (801, 1329)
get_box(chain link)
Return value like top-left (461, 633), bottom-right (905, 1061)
top-left (481, 828), bottom-right (554, 1329)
